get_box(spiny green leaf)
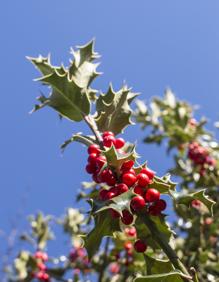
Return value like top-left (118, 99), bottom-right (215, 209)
top-left (37, 71), bottom-right (90, 121)
top-left (29, 40), bottom-right (101, 121)
top-left (175, 189), bottom-right (216, 215)
top-left (95, 84), bottom-right (138, 135)
top-left (69, 40), bottom-right (101, 88)
top-left (134, 271), bottom-right (184, 282)
top-left (84, 210), bottom-right (120, 258)
top-left (149, 175), bottom-right (177, 194)
top-left (96, 190), bottom-right (136, 216)
top-left (104, 144), bottom-right (138, 171)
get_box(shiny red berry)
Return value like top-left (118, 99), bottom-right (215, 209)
top-left (122, 173), bottom-right (137, 187)
top-left (116, 183), bottom-right (129, 194)
top-left (102, 131), bottom-right (114, 138)
top-left (85, 163), bottom-right (97, 174)
top-left (99, 189), bottom-right (108, 200)
top-left (145, 188), bottom-right (160, 202)
top-left (87, 144), bottom-right (100, 155)
top-left (130, 196), bottom-right (145, 211)
top-left (103, 135), bottom-right (115, 147)
top-left (121, 210), bottom-right (134, 225)
top-left (137, 173), bottom-right (150, 187)
top-left (140, 167), bottom-right (155, 180)
top-left (134, 186), bottom-right (145, 197)
top-left (88, 153), bottom-right (98, 164)
top-left (121, 160), bottom-right (135, 171)
top-left (114, 138), bottom-right (125, 149)
top-left (92, 173), bottom-right (102, 183)
top-left (105, 191), bottom-right (116, 200)
top-left (106, 175), bottom-right (116, 186)
top-left (127, 227), bottom-right (136, 237)
top-left (134, 240), bottom-right (147, 253)
top-left (95, 156), bottom-right (106, 169)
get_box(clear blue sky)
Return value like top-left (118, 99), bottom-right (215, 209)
top-left (1, 0), bottom-right (219, 261)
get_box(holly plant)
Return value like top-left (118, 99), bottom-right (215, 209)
top-left (3, 41), bottom-right (217, 282)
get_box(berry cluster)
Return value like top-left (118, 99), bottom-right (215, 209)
top-left (33, 251), bottom-right (49, 281)
top-left (188, 142), bottom-right (216, 175)
top-left (85, 132), bottom-right (167, 253)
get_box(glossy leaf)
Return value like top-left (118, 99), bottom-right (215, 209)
top-left (95, 84), bottom-right (137, 135)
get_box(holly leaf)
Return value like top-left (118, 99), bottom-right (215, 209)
top-left (84, 210), bottom-right (120, 258)
top-left (144, 254), bottom-right (174, 275)
top-left (104, 144), bottom-right (138, 171)
top-left (134, 272), bottom-right (184, 282)
top-left (175, 189), bottom-right (215, 215)
top-left (149, 175), bottom-right (177, 194)
top-left (95, 84), bottom-right (138, 135)
top-left (96, 190), bottom-right (136, 216)
top-left (28, 40), bottom-right (101, 122)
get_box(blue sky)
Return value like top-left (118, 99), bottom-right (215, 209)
top-left (1, 0), bottom-right (219, 262)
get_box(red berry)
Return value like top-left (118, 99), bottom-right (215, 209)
top-left (106, 175), bottom-right (116, 186)
top-left (85, 163), bottom-right (97, 174)
top-left (145, 188), bottom-right (160, 202)
top-left (121, 210), bottom-right (134, 225)
top-left (87, 144), bottom-right (100, 155)
top-left (37, 262), bottom-right (47, 271)
top-left (140, 167), bottom-right (155, 180)
top-left (105, 191), bottom-right (116, 200)
top-left (125, 226), bottom-right (136, 237)
top-left (130, 196), bottom-right (145, 211)
top-left (134, 240), bottom-right (147, 253)
top-left (122, 173), bottom-right (137, 187)
top-left (134, 186), bottom-right (145, 197)
top-left (154, 199), bottom-right (167, 211)
top-left (114, 138), bottom-right (125, 149)
top-left (121, 160), bottom-right (135, 171)
top-left (95, 156), bottom-right (106, 169)
top-left (109, 186), bottom-right (119, 196)
top-left (148, 205), bottom-right (161, 216)
top-left (116, 183), bottom-right (129, 194)
top-left (99, 169), bottom-right (112, 182)
top-left (137, 173), bottom-right (150, 187)
top-left (102, 131), bottom-right (114, 138)
top-left (99, 189), bottom-right (108, 200)
top-left (109, 208), bottom-right (120, 218)
top-left (124, 241), bottom-right (133, 251)
top-left (103, 135), bottom-right (115, 147)
top-left (88, 153), bottom-right (98, 164)
top-left (92, 173), bottom-right (102, 183)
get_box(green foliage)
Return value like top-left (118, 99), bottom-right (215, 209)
top-left (84, 210), bottom-right (121, 258)
top-left (175, 189), bottom-right (216, 215)
top-left (29, 212), bottom-right (53, 250)
top-left (28, 40), bottom-right (100, 121)
top-left (95, 84), bottom-right (138, 135)
top-left (134, 89), bottom-right (207, 151)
